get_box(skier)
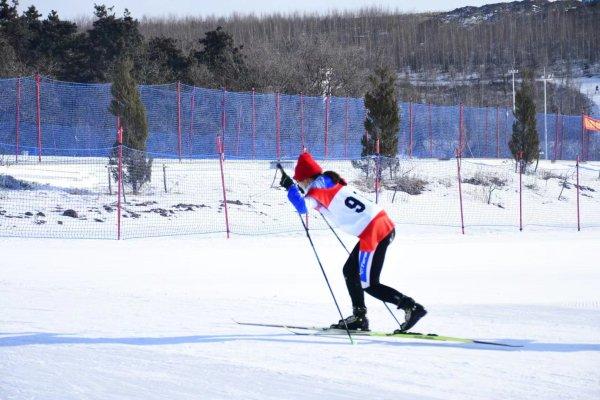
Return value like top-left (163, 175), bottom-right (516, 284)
top-left (280, 151), bottom-right (426, 332)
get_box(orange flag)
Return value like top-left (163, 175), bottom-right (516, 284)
top-left (583, 115), bottom-right (600, 132)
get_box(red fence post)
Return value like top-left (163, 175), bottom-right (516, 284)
top-left (458, 103), bottom-right (464, 157)
top-left (117, 117), bottom-right (123, 240)
top-left (324, 95), bottom-right (330, 158)
top-left (409, 102), bottom-right (413, 158)
top-left (35, 74), bottom-right (42, 162)
top-left (580, 112), bottom-right (585, 162)
top-left (576, 156), bottom-right (581, 231)
top-left (252, 88), bottom-right (256, 159)
top-left (15, 77), bottom-right (21, 162)
top-left (428, 103), bottom-right (433, 158)
top-left (344, 97), bottom-right (349, 159)
top-left (276, 92), bottom-right (281, 160)
top-left (176, 81), bottom-right (182, 161)
top-left (300, 92), bottom-right (305, 152)
top-left (217, 135), bottom-right (230, 239)
top-left (456, 149), bottom-right (465, 235)
top-left (375, 138), bottom-right (380, 204)
top-left (220, 88), bottom-right (227, 149)
top-left (189, 88), bottom-right (195, 157)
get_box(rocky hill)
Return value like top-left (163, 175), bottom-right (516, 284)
top-left (439, 0), bottom-right (588, 25)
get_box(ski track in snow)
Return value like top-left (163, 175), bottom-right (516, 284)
top-left (1, 232), bottom-right (599, 399)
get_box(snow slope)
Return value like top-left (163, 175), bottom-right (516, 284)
top-left (551, 75), bottom-right (600, 115)
top-left (1, 230), bottom-right (599, 400)
top-left (577, 76), bottom-right (600, 114)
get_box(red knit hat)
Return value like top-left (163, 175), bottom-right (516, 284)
top-left (293, 152), bottom-right (323, 181)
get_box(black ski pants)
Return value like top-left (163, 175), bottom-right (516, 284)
top-left (343, 229), bottom-right (407, 310)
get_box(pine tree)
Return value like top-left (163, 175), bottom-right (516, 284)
top-left (72, 5), bottom-right (144, 82)
top-left (194, 26), bottom-right (248, 90)
top-left (0, 0), bottom-right (18, 21)
top-left (363, 67), bottom-right (400, 157)
top-left (509, 69), bottom-right (539, 169)
top-left (109, 58), bottom-right (152, 194)
top-left (0, 33), bottom-right (24, 76)
top-left (143, 36), bottom-right (191, 84)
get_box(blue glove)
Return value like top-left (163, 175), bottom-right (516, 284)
top-left (287, 184), bottom-right (307, 214)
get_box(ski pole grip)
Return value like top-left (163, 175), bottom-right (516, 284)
top-left (276, 163), bottom-right (288, 177)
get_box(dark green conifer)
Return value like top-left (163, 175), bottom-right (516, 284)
top-left (109, 58), bottom-right (152, 194)
top-left (194, 26), bottom-right (248, 90)
top-left (363, 67), bottom-right (400, 157)
top-left (509, 70), bottom-right (540, 169)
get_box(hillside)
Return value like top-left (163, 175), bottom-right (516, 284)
top-left (136, 0), bottom-right (600, 110)
top-left (1, 1), bottom-right (598, 111)
top-left (439, 0), bottom-right (584, 24)
top-left (138, 0), bottom-right (599, 78)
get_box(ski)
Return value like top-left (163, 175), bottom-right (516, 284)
top-left (288, 328), bottom-right (521, 347)
top-left (235, 320), bottom-right (522, 348)
top-left (234, 320), bottom-right (324, 331)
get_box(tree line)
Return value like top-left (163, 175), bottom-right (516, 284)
top-left (0, 0), bottom-right (597, 113)
top-left (138, 2), bottom-right (599, 75)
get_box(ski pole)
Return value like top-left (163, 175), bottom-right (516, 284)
top-left (277, 164), bottom-right (354, 344)
top-left (318, 212), bottom-right (404, 330)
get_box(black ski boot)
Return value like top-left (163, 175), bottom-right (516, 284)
top-left (395, 296), bottom-right (427, 333)
top-left (330, 306), bottom-right (369, 331)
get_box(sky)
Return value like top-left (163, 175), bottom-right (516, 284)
top-left (18, 1), bottom-right (514, 20)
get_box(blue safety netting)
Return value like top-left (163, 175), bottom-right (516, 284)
top-left (0, 76), bottom-right (598, 161)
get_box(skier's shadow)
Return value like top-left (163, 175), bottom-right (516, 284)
top-left (0, 332), bottom-right (599, 352)
top-left (0, 332), bottom-right (298, 347)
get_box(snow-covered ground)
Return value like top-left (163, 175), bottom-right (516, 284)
top-left (576, 76), bottom-right (600, 115)
top-left (1, 156), bottom-right (600, 398)
top-left (1, 230), bottom-right (599, 399)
